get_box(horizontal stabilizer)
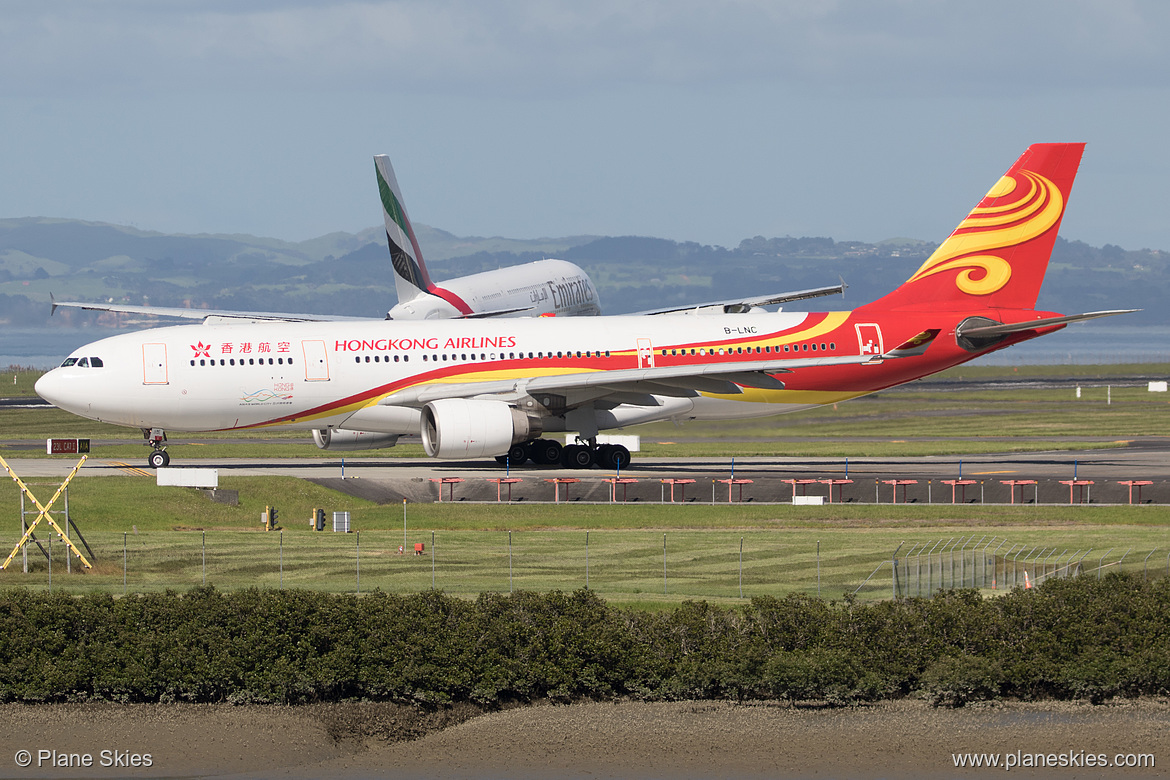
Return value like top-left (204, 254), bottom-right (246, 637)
top-left (957, 309), bottom-right (1138, 339)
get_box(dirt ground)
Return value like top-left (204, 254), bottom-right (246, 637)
top-left (1, 698), bottom-right (1167, 779)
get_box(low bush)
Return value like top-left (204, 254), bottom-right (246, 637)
top-left (0, 573), bottom-right (1166, 707)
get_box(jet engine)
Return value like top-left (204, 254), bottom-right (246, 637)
top-left (421, 399), bottom-right (542, 458)
top-left (312, 429), bottom-right (400, 451)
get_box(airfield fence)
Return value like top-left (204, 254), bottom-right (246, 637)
top-left (2, 529), bottom-right (1165, 602)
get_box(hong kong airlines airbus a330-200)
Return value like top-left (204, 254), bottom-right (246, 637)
top-left (36, 143), bottom-right (1131, 469)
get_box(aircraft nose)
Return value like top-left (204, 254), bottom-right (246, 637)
top-left (35, 369), bottom-right (84, 413)
top-left (35, 370), bottom-right (62, 405)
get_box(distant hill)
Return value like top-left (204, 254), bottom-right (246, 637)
top-left (0, 217), bottom-right (1165, 327)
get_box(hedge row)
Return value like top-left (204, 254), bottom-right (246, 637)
top-left (1, 574), bottom-right (1168, 707)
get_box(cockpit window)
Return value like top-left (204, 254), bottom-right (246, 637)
top-left (90, 357), bottom-right (104, 368)
top-left (77, 358), bottom-right (90, 367)
top-left (61, 358), bottom-right (78, 367)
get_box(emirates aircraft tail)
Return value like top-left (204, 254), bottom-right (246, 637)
top-left (375, 154), bottom-right (474, 316)
top-left (864, 143), bottom-right (1086, 313)
top-left (374, 154), bottom-right (602, 320)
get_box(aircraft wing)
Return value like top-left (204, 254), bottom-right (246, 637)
top-left (51, 297), bottom-right (534, 323)
top-left (378, 348), bottom-right (918, 409)
top-left (50, 298), bottom-right (373, 324)
top-left (632, 282), bottom-right (846, 316)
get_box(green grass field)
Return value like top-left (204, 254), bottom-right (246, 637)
top-left (2, 475), bottom-right (1167, 605)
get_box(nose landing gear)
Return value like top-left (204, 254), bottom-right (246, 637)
top-left (143, 428), bottom-right (170, 468)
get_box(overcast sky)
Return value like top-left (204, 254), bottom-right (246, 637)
top-left (2, 1), bottom-right (1169, 250)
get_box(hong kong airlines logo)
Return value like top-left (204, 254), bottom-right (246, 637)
top-left (906, 169), bottom-right (1063, 296)
top-left (191, 342), bottom-right (211, 358)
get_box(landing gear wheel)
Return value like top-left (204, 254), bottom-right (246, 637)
top-left (529, 439), bottom-right (563, 466)
top-left (495, 442), bottom-right (532, 467)
top-left (562, 444), bottom-right (595, 469)
top-left (507, 443), bottom-right (530, 465)
top-left (606, 445), bottom-right (631, 471)
top-left (148, 450), bottom-right (170, 469)
top-left (596, 444), bottom-right (614, 469)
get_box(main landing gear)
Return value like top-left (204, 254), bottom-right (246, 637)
top-left (144, 428), bottom-right (170, 468)
top-left (495, 438), bottom-right (632, 470)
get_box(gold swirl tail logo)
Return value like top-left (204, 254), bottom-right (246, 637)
top-left (906, 170), bottom-right (1063, 296)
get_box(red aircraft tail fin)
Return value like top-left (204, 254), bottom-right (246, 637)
top-left (864, 143), bottom-right (1085, 313)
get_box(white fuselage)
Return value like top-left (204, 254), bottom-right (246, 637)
top-left (388, 259), bottom-right (601, 320)
top-left (36, 309), bottom-right (890, 436)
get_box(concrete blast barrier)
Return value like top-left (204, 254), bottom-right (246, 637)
top-left (157, 468), bottom-right (219, 488)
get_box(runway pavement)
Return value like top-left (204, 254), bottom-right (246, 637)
top-left (6, 437), bottom-right (1170, 505)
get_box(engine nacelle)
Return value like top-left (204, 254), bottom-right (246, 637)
top-left (312, 429), bottom-right (400, 451)
top-left (421, 399), bottom-right (542, 459)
